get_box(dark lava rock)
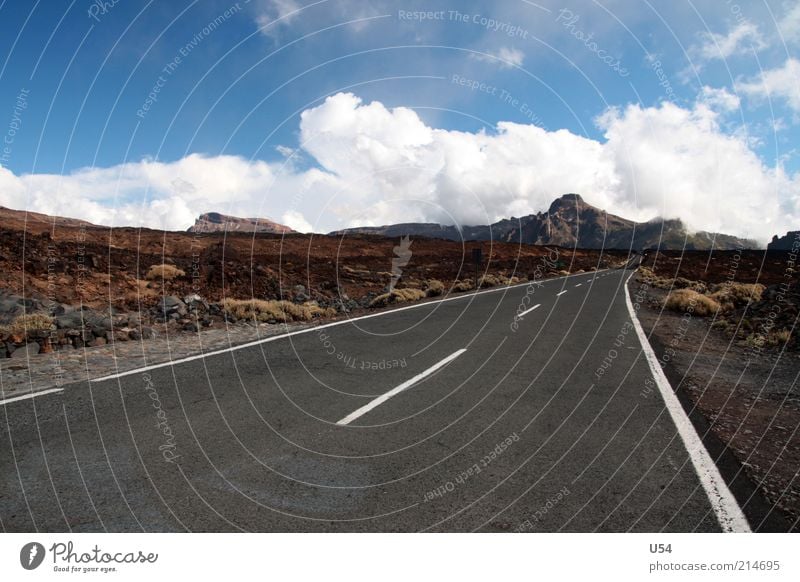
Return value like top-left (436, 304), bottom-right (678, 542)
top-left (10, 342), bottom-right (40, 359)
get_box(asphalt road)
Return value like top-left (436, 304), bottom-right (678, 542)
top-left (0, 267), bottom-right (761, 532)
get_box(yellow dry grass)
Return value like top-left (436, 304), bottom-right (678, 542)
top-left (0, 313), bottom-right (55, 336)
top-left (664, 289), bottom-right (721, 317)
top-left (709, 282), bottom-right (765, 311)
top-left (145, 264), bottom-right (186, 281)
top-left (222, 298), bottom-right (335, 322)
top-left (479, 274), bottom-right (503, 288)
top-left (369, 288), bottom-right (426, 308)
top-left (425, 280), bottom-right (445, 297)
top-left (452, 279), bottom-right (475, 293)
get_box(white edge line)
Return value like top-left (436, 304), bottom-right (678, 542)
top-left (518, 303), bottom-right (541, 318)
top-left (336, 348), bottom-right (467, 426)
top-left (84, 268), bottom-right (612, 384)
top-left (624, 272), bottom-right (750, 532)
top-left (0, 387), bottom-right (64, 406)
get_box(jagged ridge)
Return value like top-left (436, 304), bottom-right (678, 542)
top-left (331, 194), bottom-right (759, 250)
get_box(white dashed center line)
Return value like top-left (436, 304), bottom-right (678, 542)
top-left (517, 304), bottom-right (541, 318)
top-left (556, 290), bottom-right (568, 296)
top-left (337, 348), bottom-right (467, 426)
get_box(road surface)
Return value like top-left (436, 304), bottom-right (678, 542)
top-left (0, 268), bottom-right (764, 532)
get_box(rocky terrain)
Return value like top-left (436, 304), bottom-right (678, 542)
top-left (634, 247), bottom-right (799, 528)
top-left (333, 194), bottom-right (759, 250)
top-left (0, 205), bottom-right (630, 362)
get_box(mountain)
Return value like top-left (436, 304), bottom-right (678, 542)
top-left (0, 206), bottom-right (99, 233)
top-left (331, 194), bottom-right (759, 250)
top-left (767, 231), bottom-right (799, 251)
top-left (187, 212), bottom-right (295, 234)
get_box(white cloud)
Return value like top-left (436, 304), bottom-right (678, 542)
top-left (736, 58), bottom-right (800, 113)
top-left (699, 85), bottom-right (741, 112)
top-left (690, 20), bottom-right (766, 66)
top-left (595, 102), bottom-right (797, 238)
top-left (1, 93), bottom-right (798, 244)
top-left (0, 154), bottom-right (286, 231)
top-left (275, 145), bottom-right (296, 158)
top-left (254, 0), bottom-right (381, 37)
top-left (472, 47), bottom-right (526, 69)
top-left (281, 210), bottom-right (313, 233)
top-left (779, 1), bottom-right (800, 44)
top-left (254, 0), bottom-right (303, 34)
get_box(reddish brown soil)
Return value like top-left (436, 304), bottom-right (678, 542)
top-left (0, 220), bottom-right (630, 311)
top-left (643, 249), bottom-right (793, 285)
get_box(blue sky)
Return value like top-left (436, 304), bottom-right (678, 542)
top-left (0, 0), bottom-right (798, 241)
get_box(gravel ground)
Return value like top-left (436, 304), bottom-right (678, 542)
top-left (632, 278), bottom-right (800, 531)
top-left (0, 320), bottom-right (315, 399)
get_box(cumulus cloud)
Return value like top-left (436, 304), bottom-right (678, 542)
top-left (736, 58), bottom-right (800, 113)
top-left (472, 46), bottom-right (526, 69)
top-left (1, 92), bottom-right (797, 244)
top-left (595, 101), bottom-right (797, 237)
top-left (690, 20), bottom-right (766, 67)
top-left (779, 2), bottom-right (800, 44)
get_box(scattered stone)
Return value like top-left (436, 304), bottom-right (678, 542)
top-left (292, 285), bottom-right (309, 302)
top-left (106, 330), bottom-right (129, 342)
top-left (158, 296), bottom-right (187, 317)
top-left (140, 326), bottom-right (157, 340)
top-left (183, 294), bottom-right (206, 310)
top-left (10, 342), bottom-right (40, 359)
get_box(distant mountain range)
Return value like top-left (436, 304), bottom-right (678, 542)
top-left (0, 201), bottom-right (766, 250)
top-left (187, 212), bottom-right (295, 234)
top-left (331, 194), bottom-right (760, 250)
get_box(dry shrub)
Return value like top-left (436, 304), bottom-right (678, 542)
top-left (146, 264), bottom-right (185, 281)
top-left (479, 274), bottom-right (503, 288)
top-left (557, 270), bottom-right (570, 276)
top-left (742, 330), bottom-right (788, 349)
top-left (425, 280), bottom-right (445, 297)
top-left (369, 288), bottom-right (426, 308)
top-left (452, 279), bottom-right (475, 293)
top-left (223, 299), bottom-right (334, 322)
top-left (505, 276), bottom-right (521, 285)
top-left (0, 313), bottom-right (55, 335)
top-left (709, 282), bottom-right (765, 311)
top-left (394, 288), bottom-right (425, 302)
top-left (674, 277), bottom-right (707, 293)
top-left (637, 266), bottom-right (673, 289)
top-left (664, 289), bottom-right (721, 317)
top-left (767, 329), bottom-right (792, 346)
